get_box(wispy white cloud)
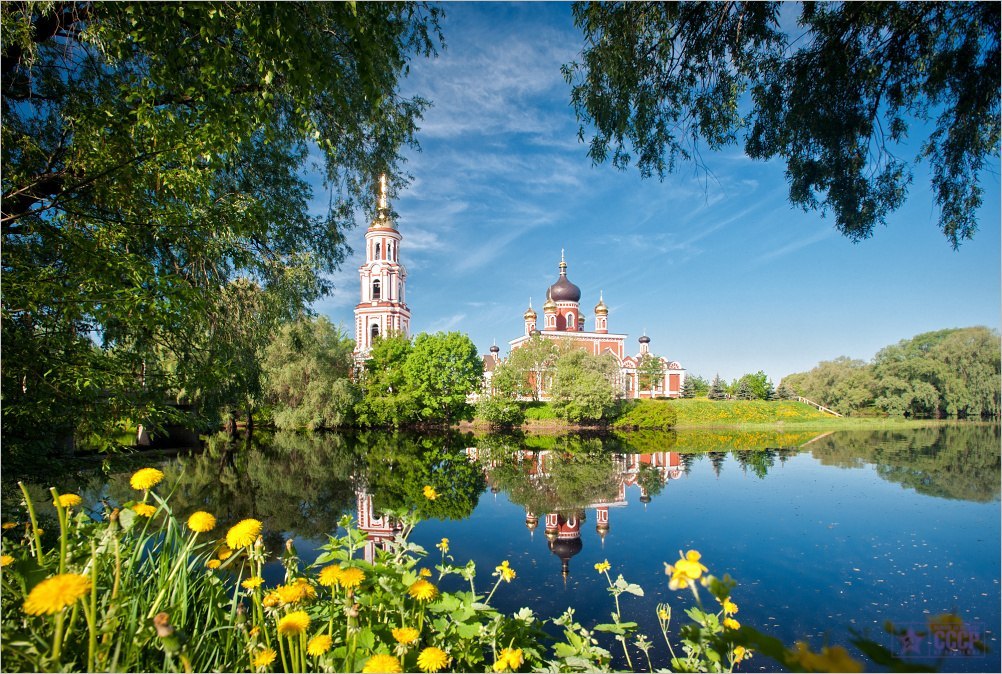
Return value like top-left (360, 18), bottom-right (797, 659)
top-left (752, 228), bottom-right (834, 266)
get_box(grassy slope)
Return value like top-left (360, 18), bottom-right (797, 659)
top-left (667, 399), bottom-right (950, 430)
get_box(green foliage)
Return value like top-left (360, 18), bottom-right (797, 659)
top-left (500, 335), bottom-right (559, 401)
top-left (636, 353), bottom-right (665, 396)
top-left (403, 332), bottom-right (482, 424)
top-left (706, 375), bottom-right (728, 401)
top-left (522, 402), bottom-right (560, 421)
top-left (1, 1), bottom-right (443, 460)
top-left (550, 350), bottom-right (620, 423)
top-left (668, 399), bottom-right (831, 426)
top-left (356, 333), bottom-right (418, 427)
top-left (475, 395), bottom-right (526, 428)
top-left (682, 375), bottom-right (709, 399)
top-left (262, 317), bottom-right (358, 430)
top-left (783, 327), bottom-right (1001, 418)
top-left (564, 2), bottom-right (1000, 247)
top-left (612, 400), bottom-right (679, 430)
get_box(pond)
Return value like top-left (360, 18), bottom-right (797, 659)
top-left (10, 425), bottom-right (1000, 672)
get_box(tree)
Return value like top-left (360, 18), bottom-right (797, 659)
top-left (356, 333), bottom-right (418, 427)
top-left (707, 374), bottom-right (728, 401)
top-left (503, 335), bottom-right (559, 401)
top-left (636, 353), bottom-right (665, 397)
top-left (261, 317), bottom-right (357, 430)
top-left (563, 2), bottom-right (999, 247)
top-left (550, 350), bottom-right (620, 423)
top-left (736, 370), bottom-right (774, 401)
top-left (734, 380), bottom-right (757, 401)
top-left (682, 374), bottom-right (709, 399)
top-left (403, 332), bottom-right (483, 424)
top-left (1, 2), bottom-right (442, 458)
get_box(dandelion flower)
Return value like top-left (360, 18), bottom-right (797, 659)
top-left (2, 522), bottom-right (17, 530)
top-left (186, 511), bottom-right (216, 533)
top-left (408, 579), bottom-right (437, 602)
top-left (226, 518), bottom-right (262, 549)
top-left (733, 646), bottom-right (748, 663)
top-left (23, 573), bottom-right (91, 615)
top-left (53, 494), bottom-right (82, 508)
top-left (130, 467), bottom-right (165, 491)
top-left (133, 503), bottom-right (157, 518)
top-left (392, 626), bottom-right (420, 644)
top-left (274, 578), bottom-right (316, 604)
top-left (338, 566), bottom-right (365, 589)
top-left (594, 560), bottom-right (611, 574)
top-left (419, 568), bottom-right (432, 578)
top-left (417, 646), bottom-right (450, 672)
top-left (723, 617), bottom-right (741, 630)
top-left (249, 626), bottom-right (261, 638)
top-left (436, 538), bottom-right (449, 554)
top-left (242, 576), bottom-right (264, 590)
top-left (423, 485), bottom-right (438, 500)
top-left (495, 560), bottom-right (516, 583)
top-left (307, 634), bottom-right (332, 656)
top-left (207, 559), bottom-right (221, 570)
top-left (362, 653), bottom-right (403, 673)
top-left (1, 555), bottom-right (14, 567)
top-left (217, 545), bottom-right (234, 561)
top-left (263, 591), bottom-right (281, 608)
top-left (318, 565), bottom-right (342, 587)
top-left (277, 610), bottom-right (311, 636)
top-left (252, 647), bottom-right (277, 667)
top-left (721, 597), bottom-right (738, 615)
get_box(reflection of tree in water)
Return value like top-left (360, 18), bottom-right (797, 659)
top-left (808, 424), bottom-right (1000, 502)
top-left (731, 448), bottom-right (777, 479)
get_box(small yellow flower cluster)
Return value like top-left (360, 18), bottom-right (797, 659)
top-left (723, 617), bottom-right (741, 630)
top-left (788, 641), bottom-right (863, 673)
top-left (492, 647), bottom-right (524, 672)
top-left (594, 560), bottom-right (611, 574)
top-left (130, 468), bottom-right (164, 491)
top-left (423, 485), bottom-right (438, 500)
top-left (665, 549), bottom-right (708, 590)
top-left (417, 646), bottom-right (450, 672)
top-left (362, 653), bottom-right (402, 672)
top-left (1, 554), bottom-right (14, 568)
top-left (495, 560), bottom-right (516, 583)
top-left (732, 645), bottom-right (748, 663)
top-left (436, 537), bottom-right (449, 554)
top-left (264, 578), bottom-right (317, 607)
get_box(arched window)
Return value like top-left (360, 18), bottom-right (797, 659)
top-left (567, 312), bottom-right (575, 330)
top-left (547, 315), bottom-right (556, 328)
top-left (374, 242), bottom-right (381, 260)
top-left (388, 243), bottom-right (393, 260)
top-left (372, 279), bottom-right (381, 300)
top-left (370, 324), bottom-right (379, 343)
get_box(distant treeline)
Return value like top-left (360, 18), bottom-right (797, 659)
top-left (781, 327), bottom-right (1000, 418)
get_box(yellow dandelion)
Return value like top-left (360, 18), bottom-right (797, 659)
top-left (186, 511), bottom-right (216, 533)
top-left (733, 645), bottom-right (748, 663)
top-left (493, 647), bottom-right (524, 672)
top-left (242, 576), bottom-right (264, 590)
top-left (495, 560), bottom-right (516, 583)
top-left (720, 597), bottom-right (738, 615)
top-left (318, 565), bottom-right (342, 587)
top-left (419, 567), bottom-right (432, 578)
top-left (277, 610), bottom-right (311, 636)
top-left (307, 633), bottom-right (332, 656)
top-left (226, 518), bottom-right (262, 549)
top-left (217, 545), bottom-right (234, 561)
top-left (2, 522), bottom-right (17, 530)
top-left (53, 494), bottom-right (82, 508)
top-left (249, 625), bottom-right (261, 638)
top-left (130, 467), bottom-right (165, 491)
top-left (133, 503), bottom-right (157, 518)
top-left (23, 573), bottom-right (91, 615)
top-left (338, 566), bottom-right (365, 589)
top-left (436, 538), bottom-right (449, 554)
top-left (392, 626), bottom-right (420, 644)
top-left (252, 647), bottom-right (277, 667)
top-left (207, 559), bottom-right (221, 570)
top-left (417, 646), bottom-right (451, 672)
top-left (274, 578), bottom-right (316, 604)
top-left (263, 591), bottom-right (281, 608)
top-left (408, 579), bottom-right (438, 602)
top-left (594, 560), bottom-right (611, 574)
top-left (362, 653), bottom-right (402, 673)
top-left (723, 617), bottom-right (741, 630)
top-left (1, 554), bottom-right (14, 567)
top-left (423, 485), bottom-right (438, 500)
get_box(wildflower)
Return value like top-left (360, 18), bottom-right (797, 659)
top-left (207, 559), bottom-right (221, 570)
top-left (277, 610), bottom-right (311, 636)
top-left (495, 560), bottom-right (516, 583)
top-left (23, 573), bottom-right (91, 615)
top-left (249, 626), bottom-right (261, 638)
top-left (594, 560), bottom-right (611, 573)
top-left (721, 597), bottom-right (738, 615)
top-left (392, 626), bottom-right (420, 644)
top-left (226, 518), bottom-right (263, 549)
top-left (362, 653), bottom-right (403, 673)
top-left (133, 503), bottom-right (157, 518)
top-left (263, 592), bottom-right (281, 608)
top-left (723, 617), bottom-right (741, 630)
top-left (339, 566), bottom-right (365, 590)
top-left (242, 576), bottom-right (264, 590)
top-left (733, 645), bottom-right (747, 663)
top-left (53, 494), bottom-right (82, 508)
top-left (436, 538), bottom-right (449, 554)
top-left (788, 642), bottom-right (863, 673)
top-left (419, 567), bottom-right (432, 578)
top-left (408, 579), bottom-right (438, 602)
top-left (2, 522), bottom-right (17, 530)
top-left (318, 565), bottom-right (342, 587)
top-left (217, 545), bottom-right (234, 561)
top-left (1, 555), bottom-right (14, 567)
top-left (657, 607), bottom-right (670, 621)
top-left (493, 647), bottom-right (524, 672)
top-left (130, 468), bottom-right (165, 491)
top-left (274, 579), bottom-right (316, 604)
top-left (423, 485), bottom-right (438, 500)
top-left (417, 646), bottom-right (451, 672)
top-left (186, 511), bottom-right (216, 533)
top-left (665, 549), bottom-right (708, 590)
top-left (307, 634), bottom-right (332, 656)
top-left (252, 647), bottom-right (277, 668)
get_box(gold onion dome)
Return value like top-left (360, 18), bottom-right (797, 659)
top-left (543, 291), bottom-right (557, 312)
top-left (594, 292), bottom-right (608, 315)
top-left (523, 305), bottom-right (537, 320)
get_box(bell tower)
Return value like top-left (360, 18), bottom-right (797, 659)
top-left (354, 174), bottom-right (411, 361)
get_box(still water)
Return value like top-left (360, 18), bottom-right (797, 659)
top-left (15, 425), bottom-right (1001, 671)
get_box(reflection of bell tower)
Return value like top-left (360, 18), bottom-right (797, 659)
top-left (546, 511), bottom-right (584, 579)
top-left (354, 174), bottom-right (410, 362)
top-left (525, 511), bottom-right (539, 539)
top-left (356, 490), bottom-right (402, 563)
top-left (595, 505), bottom-right (610, 546)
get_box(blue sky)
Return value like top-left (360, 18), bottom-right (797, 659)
top-left (315, 2), bottom-right (1001, 384)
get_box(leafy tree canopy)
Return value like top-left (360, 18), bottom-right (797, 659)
top-left (550, 349), bottom-right (620, 423)
top-left (564, 1), bottom-right (1000, 247)
top-left (403, 331), bottom-right (483, 424)
top-left (1, 1), bottom-right (442, 458)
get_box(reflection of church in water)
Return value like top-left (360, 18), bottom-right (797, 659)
top-left (467, 449), bottom-right (683, 578)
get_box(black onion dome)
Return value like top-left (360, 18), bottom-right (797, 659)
top-left (639, 335), bottom-right (651, 344)
top-left (489, 344), bottom-right (500, 353)
top-left (548, 537), bottom-right (583, 562)
top-left (548, 261), bottom-right (581, 303)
